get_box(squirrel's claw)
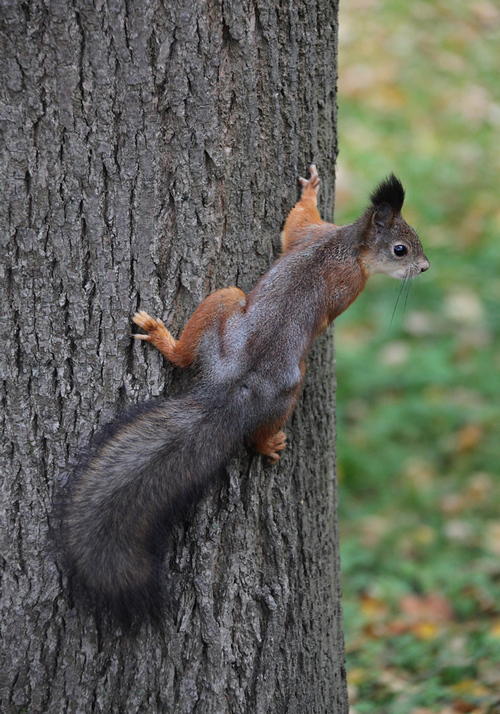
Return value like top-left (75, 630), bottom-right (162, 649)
top-left (132, 310), bottom-right (158, 341)
top-left (132, 309), bottom-right (179, 363)
top-left (132, 310), bottom-right (167, 336)
top-left (133, 310), bottom-right (157, 329)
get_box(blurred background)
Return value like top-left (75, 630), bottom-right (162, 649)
top-left (334, 1), bottom-right (500, 712)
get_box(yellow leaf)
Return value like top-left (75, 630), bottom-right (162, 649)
top-left (360, 594), bottom-right (389, 620)
top-left (414, 525), bottom-right (437, 546)
top-left (451, 678), bottom-right (489, 697)
top-left (412, 621), bottom-right (439, 640)
top-left (348, 667), bottom-right (368, 685)
top-left (489, 620), bottom-right (500, 638)
top-left (456, 423), bottom-right (484, 453)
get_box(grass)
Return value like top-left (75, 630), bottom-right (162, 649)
top-left (334, 1), bottom-right (500, 711)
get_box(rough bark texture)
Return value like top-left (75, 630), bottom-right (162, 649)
top-left (0, 0), bottom-right (346, 712)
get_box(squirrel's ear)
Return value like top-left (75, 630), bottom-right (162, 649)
top-left (372, 203), bottom-right (393, 233)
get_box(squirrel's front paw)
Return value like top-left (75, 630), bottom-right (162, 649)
top-left (132, 310), bottom-right (163, 341)
top-left (132, 310), bottom-right (185, 365)
top-left (298, 163), bottom-right (320, 197)
top-left (132, 310), bottom-right (177, 356)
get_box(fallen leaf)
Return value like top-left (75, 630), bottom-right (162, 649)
top-left (379, 668), bottom-right (409, 692)
top-left (411, 621), bottom-right (440, 640)
top-left (457, 423), bottom-right (484, 453)
top-left (465, 473), bottom-right (493, 503)
top-left (444, 290), bottom-right (484, 323)
top-left (360, 594), bottom-right (389, 621)
top-left (472, 0), bottom-right (500, 26)
top-left (441, 492), bottom-right (468, 515)
top-left (413, 525), bottom-right (437, 546)
top-left (347, 667), bottom-right (368, 686)
top-left (444, 519), bottom-right (475, 543)
top-left (403, 458), bottom-right (436, 490)
top-left (400, 593), bottom-right (454, 623)
top-left (360, 515), bottom-right (390, 547)
top-left (379, 340), bottom-right (410, 367)
top-left (452, 679), bottom-right (490, 698)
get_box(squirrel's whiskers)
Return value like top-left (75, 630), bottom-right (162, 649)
top-left (389, 268), bottom-right (415, 330)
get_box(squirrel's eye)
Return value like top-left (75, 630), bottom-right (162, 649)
top-left (393, 244), bottom-right (408, 257)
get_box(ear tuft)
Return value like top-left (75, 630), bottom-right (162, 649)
top-left (370, 174), bottom-right (405, 213)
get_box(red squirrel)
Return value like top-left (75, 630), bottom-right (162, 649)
top-left (63, 165), bottom-right (429, 623)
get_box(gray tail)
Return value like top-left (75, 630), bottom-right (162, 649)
top-left (63, 384), bottom-right (251, 624)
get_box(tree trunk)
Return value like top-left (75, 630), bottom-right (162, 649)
top-left (0, 0), bottom-right (346, 712)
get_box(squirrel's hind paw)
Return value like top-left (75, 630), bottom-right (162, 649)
top-left (262, 431), bottom-right (287, 465)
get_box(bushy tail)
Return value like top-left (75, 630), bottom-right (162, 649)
top-left (63, 384), bottom-right (250, 624)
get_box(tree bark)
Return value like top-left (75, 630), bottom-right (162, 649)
top-left (0, 0), bottom-right (346, 712)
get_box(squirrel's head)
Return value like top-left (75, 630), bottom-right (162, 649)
top-left (360, 174), bottom-right (430, 280)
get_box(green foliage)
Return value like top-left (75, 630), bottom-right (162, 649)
top-left (336, 1), bottom-right (500, 711)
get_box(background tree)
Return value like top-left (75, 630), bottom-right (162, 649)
top-left (0, 0), bottom-right (346, 711)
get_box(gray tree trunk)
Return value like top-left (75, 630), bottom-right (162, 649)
top-left (0, 0), bottom-right (347, 712)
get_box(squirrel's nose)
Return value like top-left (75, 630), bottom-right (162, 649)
top-left (420, 258), bottom-right (430, 273)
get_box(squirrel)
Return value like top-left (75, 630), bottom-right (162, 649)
top-left (63, 165), bottom-right (429, 623)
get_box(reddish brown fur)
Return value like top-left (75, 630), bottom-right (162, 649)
top-left (281, 166), bottom-right (326, 253)
top-left (65, 165), bottom-right (428, 623)
top-left (134, 287), bottom-right (247, 368)
top-left (134, 165), bottom-right (428, 462)
top-left (135, 173), bottom-right (332, 461)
